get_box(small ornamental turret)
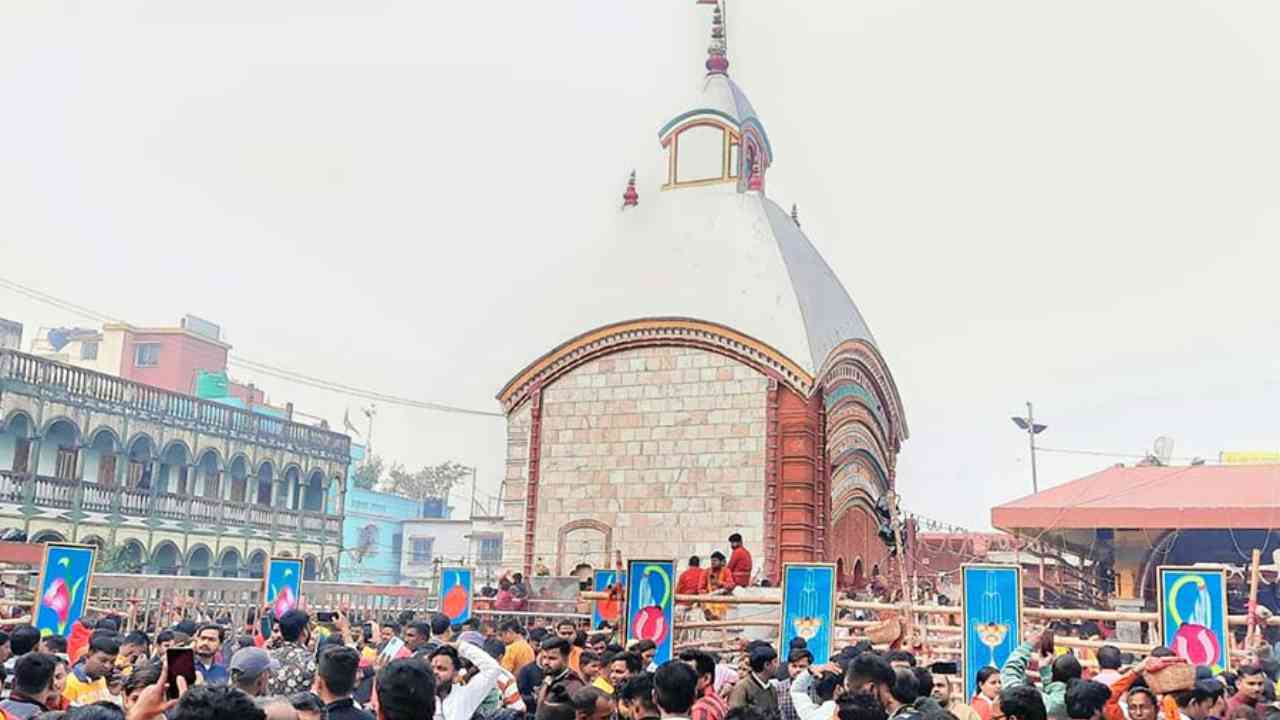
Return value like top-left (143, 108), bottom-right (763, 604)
top-left (791, 204), bottom-right (800, 227)
top-left (706, 2), bottom-right (729, 75)
top-left (748, 159), bottom-right (763, 192)
top-left (622, 170), bottom-right (639, 208)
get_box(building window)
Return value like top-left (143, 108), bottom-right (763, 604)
top-left (411, 538), bottom-right (433, 565)
top-left (663, 120), bottom-right (741, 188)
top-left (54, 446), bottom-right (77, 481)
top-left (134, 343), bottom-right (161, 368)
top-left (477, 537), bottom-right (502, 563)
top-left (80, 341), bottom-right (99, 360)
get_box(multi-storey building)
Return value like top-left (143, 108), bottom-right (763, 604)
top-left (0, 349), bottom-right (350, 579)
top-left (340, 443), bottom-right (425, 585)
top-left (29, 315), bottom-right (264, 405)
top-left (0, 320), bottom-right (21, 352)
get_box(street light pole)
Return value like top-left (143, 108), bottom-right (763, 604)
top-left (1027, 402), bottom-right (1039, 494)
top-left (1011, 402), bottom-right (1048, 494)
top-left (1011, 402), bottom-right (1049, 603)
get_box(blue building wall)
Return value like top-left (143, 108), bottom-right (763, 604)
top-left (339, 444), bottom-right (425, 584)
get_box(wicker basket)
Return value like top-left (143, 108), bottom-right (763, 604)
top-left (867, 617), bottom-right (902, 645)
top-left (1144, 663), bottom-right (1195, 694)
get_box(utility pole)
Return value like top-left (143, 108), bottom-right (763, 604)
top-left (469, 466), bottom-right (478, 520)
top-left (362, 404), bottom-right (377, 458)
top-left (1011, 402), bottom-right (1047, 494)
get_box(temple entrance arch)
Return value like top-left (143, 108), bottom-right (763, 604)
top-left (556, 519), bottom-right (613, 576)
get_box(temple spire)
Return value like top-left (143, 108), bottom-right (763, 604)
top-left (622, 170), bottom-right (639, 208)
top-left (705, 1), bottom-right (729, 75)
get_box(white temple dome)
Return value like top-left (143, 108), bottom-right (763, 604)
top-left (502, 10), bottom-right (880, 384)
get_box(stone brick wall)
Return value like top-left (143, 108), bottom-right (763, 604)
top-left (502, 345), bottom-right (769, 575)
top-left (500, 402), bottom-right (532, 571)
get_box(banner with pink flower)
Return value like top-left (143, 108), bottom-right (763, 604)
top-left (34, 543), bottom-right (96, 638)
top-left (264, 557), bottom-right (304, 618)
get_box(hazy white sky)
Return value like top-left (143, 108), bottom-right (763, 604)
top-left (2, 1), bottom-right (1278, 529)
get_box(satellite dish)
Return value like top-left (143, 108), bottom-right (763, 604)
top-left (1153, 436), bottom-right (1175, 466)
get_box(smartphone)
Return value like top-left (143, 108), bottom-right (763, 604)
top-left (316, 611), bottom-right (335, 623)
top-left (930, 661), bottom-right (958, 675)
top-left (260, 609), bottom-right (274, 641)
top-left (380, 636), bottom-right (405, 661)
top-left (166, 647), bottom-right (197, 700)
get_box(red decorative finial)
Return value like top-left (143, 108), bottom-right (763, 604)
top-left (622, 170), bottom-right (639, 208)
top-left (748, 159), bottom-right (763, 191)
top-left (705, 2), bottom-right (729, 75)
top-left (791, 203), bottom-right (799, 227)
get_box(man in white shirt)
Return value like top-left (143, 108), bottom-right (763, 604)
top-left (790, 664), bottom-right (841, 720)
top-left (428, 640), bottom-right (502, 720)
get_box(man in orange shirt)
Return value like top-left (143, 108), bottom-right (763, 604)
top-left (676, 556), bottom-right (708, 596)
top-left (727, 533), bottom-right (753, 588)
top-left (704, 552), bottom-right (734, 620)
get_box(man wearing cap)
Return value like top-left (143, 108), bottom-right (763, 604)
top-left (231, 646), bottom-right (281, 698)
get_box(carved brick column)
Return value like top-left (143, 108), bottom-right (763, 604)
top-left (777, 385), bottom-right (820, 572)
top-left (764, 379), bottom-right (780, 582)
top-left (522, 384), bottom-right (544, 577)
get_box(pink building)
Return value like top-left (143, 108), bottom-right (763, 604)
top-left (30, 315), bottom-right (266, 404)
top-left (115, 322), bottom-right (230, 394)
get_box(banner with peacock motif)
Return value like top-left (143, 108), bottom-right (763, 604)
top-left (264, 557), bottom-right (304, 619)
top-left (33, 543), bottom-right (96, 638)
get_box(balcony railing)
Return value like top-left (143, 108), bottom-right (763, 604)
top-left (0, 471), bottom-right (341, 542)
top-left (0, 350), bottom-right (350, 461)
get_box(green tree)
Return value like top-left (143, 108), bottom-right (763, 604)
top-left (352, 454), bottom-right (385, 490)
top-left (95, 542), bottom-right (143, 573)
top-left (381, 461), bottom-right (470, 504)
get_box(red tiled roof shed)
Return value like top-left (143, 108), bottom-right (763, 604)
top-left (991, 464), bottom-right (1280, 531)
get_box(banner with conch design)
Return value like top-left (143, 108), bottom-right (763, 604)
top-left (625, 559), bottom-right (674, 664)
top-left (1158, 566), bottom-right (1229, 673)
top-left (779, 563), bottom-right (836, 664)
top-left (962, 564), bottom-right (1022, 701)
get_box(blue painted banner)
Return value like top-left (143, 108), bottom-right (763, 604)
top-left (593, 569), bottom-right (623, 630)
top-left (626, 559), bottom-right (674, 664)
top-left (1159, 566), bottom-right (1229, 673)
top-left (779, 563), bottom-right (837, 664)
top-left (34, 543), bottom-right (96, 638)
top-left (440, 567), bottom-right (475, 625)
top-left (962, 564), bottom-right (1022, 701)
top-left (265, 557), bottom-right (304, 618)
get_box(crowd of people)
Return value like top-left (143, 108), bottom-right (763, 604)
top-left (0, 522), bottom-right (1269, 720)
top-left (973, 624), bottom-right (1280, 720)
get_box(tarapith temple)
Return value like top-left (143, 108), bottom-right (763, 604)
top-left (496, 6), bottom-right (907, 587)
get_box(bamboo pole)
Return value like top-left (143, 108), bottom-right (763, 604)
top-left (1025, 607), bottom-right (1158, 623)
top-left (1246, 549), bottom-right (1263, 649)
top-left (677, 619), bottom-right (779, 630)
